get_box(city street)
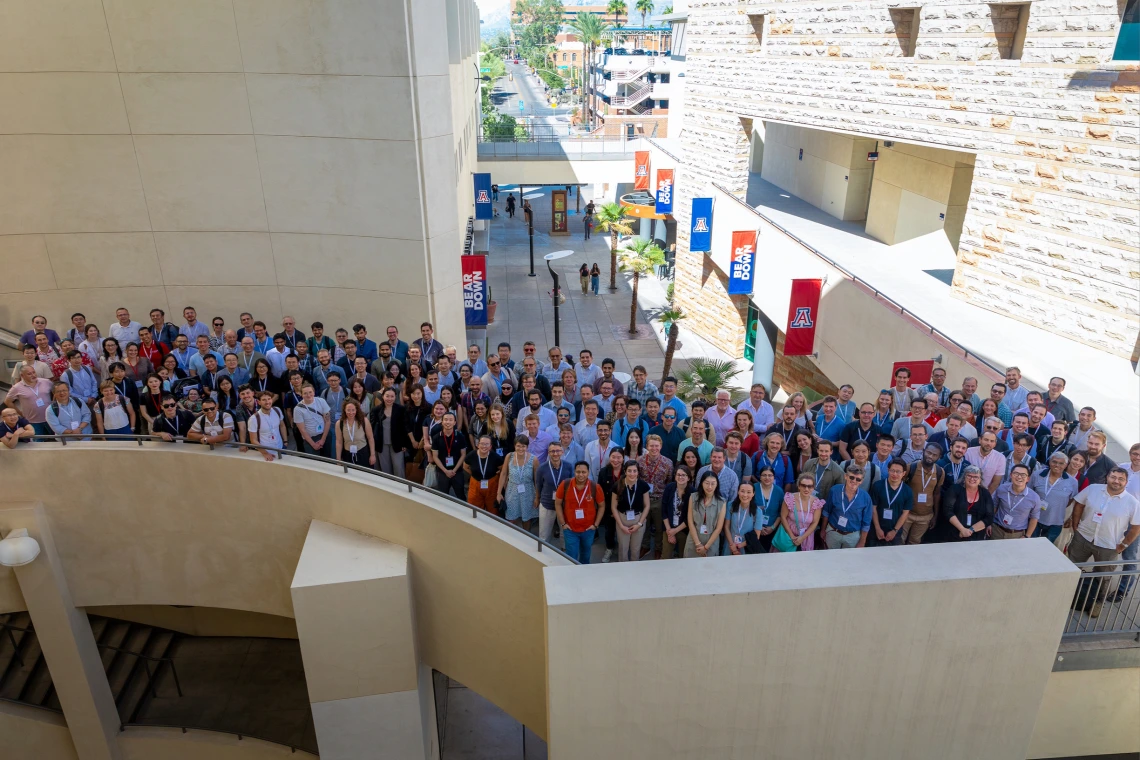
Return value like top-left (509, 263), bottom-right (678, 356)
top-left (489, 61), bottom-right (575, 137)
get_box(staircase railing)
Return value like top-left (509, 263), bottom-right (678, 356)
top-left (610, 63), bottom-right (652, 82)
top-left (612, 81), bottom-right (652, 108)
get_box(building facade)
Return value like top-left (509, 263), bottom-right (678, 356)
top-left (587, 26), bottom-right (681, 137)
top-left (0, 0), bottom-right (481, 343)
top-left (670, 0), bottom-right (1139, 360)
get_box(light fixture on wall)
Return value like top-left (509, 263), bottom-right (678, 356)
top-left (0, 529), bottom-right (40, 567)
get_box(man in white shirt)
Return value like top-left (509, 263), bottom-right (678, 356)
top-left (1069, 467), bottom-right (1140, 616)
top-left (739, 383), bottom-right (774, 433)
top-left (703, 390), bottom-right (736, 447)
top-left (265, 334), bottom-right (294, 378)
top-left (108, 307), bottom-right (141, 347)
top-left (575, 349), bottom-right (603, 389)
top-left (584, 420), bottom-right (618, 481)
top-left (293, 383), bottom-right (333, 457)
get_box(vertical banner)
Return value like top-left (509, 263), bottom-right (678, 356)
top-left (473, 173), bottom-right (493, 220)
top-left (654, 168), bottom-right (674, 213)
top-left (550, 190), bottom-right (568, 234)
top-left (462, 255), bottom-right (488, 327)
top-left (689, 197), bottom-right (713, 252)
top-left (727, 230), bottom-right (757, 295)
top-left (784, 278), bottom-right (824, 356)
top-left (634, 151), bottom-right (651, 191)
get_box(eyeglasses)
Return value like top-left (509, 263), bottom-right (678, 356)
top-left (798, 483), bottom-right (813, 489)
top-left (846, 475), bottom-right (863, 482)
top-left (202, 406), bottom-right (216, 412)
top-left (162, 403), bottom-right (177, 409)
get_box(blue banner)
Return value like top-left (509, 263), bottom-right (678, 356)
top-left (654, 168), bottom-right (674, 214)
top-left (473, 173), bottom-right (493, 220)
top-left (689, 197), bottom-right (713, 252)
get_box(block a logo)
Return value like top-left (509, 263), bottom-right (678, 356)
top-left (476, 190), bottom-right (490, 203)
top-left (693, 217), bottom-right (709, 233)
top-left (789, 307), bottom-right (814, 328)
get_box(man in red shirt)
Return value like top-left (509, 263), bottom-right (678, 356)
top-left (555, 462), bottom-right (605, 564)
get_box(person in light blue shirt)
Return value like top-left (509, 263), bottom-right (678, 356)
top-left (920, 367), bottom-right (952, 408)
top-left (543, 381), bottom-right (577, 423)
top-left (822, 465), bottom-right (874, 549)
top-left (178, 306), bottom-right (210, 343)
top-left (834, 384), bottom-right (858, 424)
top-left (61, 350), bottom-right (99, 405)
top-left (813, 396), bottom-right (846, 443)
top-left (168, 335), bottom-right (193, 372)
top-left (263, 334), bottom-right (293, 379)
top-left (46, 382), bottom-right (92, 440)
top-left (459, 344), bottom-right (489, 378)
top-left (187, 335), bottom-right (224, 378)
top-left (384, 326), bottom-right (409, 363)
top-left (219, 352), bottom-right (249, 388)
top-left (557, 424), bottom-right (585, 465)
top-left (659, 377), bottom-right (689, 422)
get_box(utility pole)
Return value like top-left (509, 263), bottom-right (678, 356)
top-left (527, 203), bottom-right (536, 277)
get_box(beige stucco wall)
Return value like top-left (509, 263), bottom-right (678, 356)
top-left (1027, 666), bottom-right (1140, 758)
top-left (0, 0), bottom-right (481, 342)
top-left (865, 141), bottom-right (976, 248)
top-left (0, 443), bottom-right (565, 738)
top-left (546, 540), bottom-right (1078, 759)
top-left (760, 121), bottom-right (876, 222)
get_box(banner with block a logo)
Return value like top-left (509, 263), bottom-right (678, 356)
top-left (690, 197), bottom-right (713, 252)
top-left (473, 173), bottom-right (492, 220)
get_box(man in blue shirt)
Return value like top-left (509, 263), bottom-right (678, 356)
top-left (868, 460), bottom-right (913, 546)
top-left (822, 463), bottom-right (874, 549)
top-left (659, 377), bottom-right (689, 422)
top-left (352, 324), bottom-right (379, 364)
top-left (384, 325), bottom-right (409, 363)
top-left (188, 334), bottom-right (224, 377)
top-left (61, 350), bottom-right (99, 406)
top-left (414, 322), bottom-right (444, 365)
top-left (46, 381), bottom-right (92, 439)
top-left (813, 396), bottom-right (846, 444)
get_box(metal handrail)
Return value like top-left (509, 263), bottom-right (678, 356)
top-left (612, 81), bottom-right (653, 107)
top-left (120, 723), bottom-right (316, 756)
top-left (710, 181), bottom-right (1006, 381)
top-left (1064, 560), bottom-right (1140, 640)
top-left (26, 435), bottom-right (578, 564)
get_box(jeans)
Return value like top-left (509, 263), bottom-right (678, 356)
top-left (1121, 535), bottom-right (1139, 596)
top-left (1034, 523), bottom-right (1064, 544)
top-left (591, 276), bottom-right (599, 295)
top-left (563, 528), bottom-right (595, 564)
top-left (32, 422), bottom-right (52, 438)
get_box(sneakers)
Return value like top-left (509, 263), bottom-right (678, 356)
top-left (1109, 589), bottom-right (1129, 605)
top-left (602, 549), bottom-right (613, 563)
top-left (1090, 601), bottom-right (1103, 618)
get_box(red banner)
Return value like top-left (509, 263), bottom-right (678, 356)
top-left (784, 279), bottom-right (823, 356)
top-left (462, 254), bottom-right (488, 327)
top-left (890, 360), bottom-right (934, 386)
top-left (727, 230), bottom-right (756, 295)
top-left (634, 151), bottom-right (651, 191)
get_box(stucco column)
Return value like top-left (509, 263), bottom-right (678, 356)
top-left (290, 520), bottom-right (438, 760)
top-left (1, 504), bottom-right (123, 760)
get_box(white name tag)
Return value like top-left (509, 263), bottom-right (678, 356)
top-left (36, 398), bottom-right (45, 407)
top-left (1092, 512), bottom-right (1103, 523)
top-left (759, 515), bottom-right (768, 527)
top-left (349, 445), bottom-right (358, 454)
top-left (1002, 514), bottom-right (1012, 526)
top-left (625, 510), bottom-right (636, 521)
top-left (445, 456), bottom-right (454, 467)
top-left (480, 480), bottom-right (489, 490)
top-left (517, 484), bottom-right (526, 494)
top-left (837, 516), bottom-right (848, 528)
top-left (883, 509), bottom-right (893, 520)
top-left (917, 493), bottom-right (927, 503)
top-left (734, 535), bottom-right (743, 544)
top-left (574, 508), bottom-right (585, 520)
top-left (966, 514), bottom-right (972, 526)
top-left (699, 525), bottom-right (709, 534)
top-left (672, 514), bottom-right (680, 526)
top-left (648, 484), bottom-right (654, 493)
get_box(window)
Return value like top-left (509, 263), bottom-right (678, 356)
top-left (1114, 0), bottom-right (1139, 60)
top-left (747, 13), bottom-right (765, 48)
top-left (990, 2), bottom-right (1031, 59)
top-left (888, 8), bottom-right (920, 57)
top-left (572, 52), bottom-right (577, 61)
top-left (562, 52), bottom-right (567, 61)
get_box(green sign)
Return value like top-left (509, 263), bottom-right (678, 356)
top-left (743, 306), bottom-right (758, 362)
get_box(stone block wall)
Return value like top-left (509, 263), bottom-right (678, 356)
top-left (672, 0), bottom-right (1139, 358)
top-left (773, 332), bottom-right (840, 398)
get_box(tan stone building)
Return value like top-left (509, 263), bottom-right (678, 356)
top-left (669, 0), bottom-right (1139, 367)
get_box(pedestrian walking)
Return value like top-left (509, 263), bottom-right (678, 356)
top-left (491, 184), bottom-right (499, 203)
top-left (590, 263), bottom-right (601, 296)
top-left (506, 194), bottom-right (516, 218)
top-left (523, 199), bottom-right (533, 225)
top-left (579, 264), bottom-right (590, 295)
top-left (584, 213), bottom-right (593, 240)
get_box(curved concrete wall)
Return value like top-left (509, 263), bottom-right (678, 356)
top-left (0, 443), bottom-right (565, 737)
top-left (0, 0), bottom-right (481, 341)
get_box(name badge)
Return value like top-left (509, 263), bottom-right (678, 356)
top-left (837, 516), bottom-right (848, 528)
top-left (575, 508), bottom-right (585, 520)
top-left (883, 509), bottom-right (893, 520)
top-left (699, 525), bottom-right (709, 534)
top-left (480, 479), bottom-right (489, 490)
top-left (36, 398), bottom-right (45, 407)
top-left (648, 484), bottom-right (654, 493)
top-left (672, 514), bottom-right (680, 527)
top-left (349, 445), bottom-right (358, 454)
top-left (445, 456), bottom-right (454, 467)
top-left (625, 510), bottom-right (636, 522)
top-left (759, 515), bottom-right (768, 527)
top-left (734, 535), bottom-right (743, 544)
top-left (495, 447), bottom-right (504, 456)
top-left (1092, 512), bottom-right (1103, 524)
top-left (1002, 514), bottom-right (1012, 526)
top-left (917, 493), bottom-right (927, 503)
top-left (517, 484), bottom-right (526, 494)
top-left (966, 514), bottom-right (973, 526)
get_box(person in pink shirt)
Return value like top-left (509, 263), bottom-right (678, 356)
top-left (5, 365), bottom-right (55, 435)
top-left (704, 389), bottom-right (737, 447)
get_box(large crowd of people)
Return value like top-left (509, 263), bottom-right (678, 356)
top-left (3, 310), bottom-right (1138, 614)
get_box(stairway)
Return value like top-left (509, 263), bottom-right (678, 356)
top-left (0, 612), bottom-right (179, 724)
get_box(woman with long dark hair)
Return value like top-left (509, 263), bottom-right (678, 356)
top-left (611, 460), bottom-right (650, 562)
top-left (337, 397), bottom-right (376, 468)
top-left (370, 386), bottom-right (408, 476)
top-left (685, 471), bottom-right (725, 558)
top-left (214, 375), bottom-right (240, 414)
top-left (98, 337), bottom-right (124, 378)
top-left (248, 358), bottom-right (279, 405)
top-left (753, 466), bottom-right (784, 552)
top-left (724, 481), bottom-right (760, 555)
top-left (623, 428), bottom-right (645, 459)
top-left (659, 465), bottom-right (693, 559)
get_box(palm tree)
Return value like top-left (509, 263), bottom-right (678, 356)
top-left (593, 203), bottom-right (633, 292)
top-left (636, 0), bottom-right (654, 25)
top-left (676, 358), bottom-right (743, 403)
top-left (570, 12), bottom-right (609, 131)
top-left (618, 239), bottom-right (666, 333)
top-left (662, 5), bottom-right (674, 13)
top-left (608, 0), bottom-right (627, 25)
top-left (659, 306), bottom-right (684, 385)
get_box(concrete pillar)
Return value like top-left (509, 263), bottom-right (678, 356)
top-left (639, 218), bottom-right (652, 241)
top-left (291, 520), bottom-right (437, 760)
top-left (1, 504), bottom-right (123, 760)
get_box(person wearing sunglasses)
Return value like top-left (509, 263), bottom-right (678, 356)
top-left (822, 463), bottom-right (874, 549)
top-left (150, 394), bottom-right (196, 442)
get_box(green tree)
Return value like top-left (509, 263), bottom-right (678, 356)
top-left (662, 5), bottom-right (673, 14)
top-left (593, 203), bottom-right (632, 291)
top-left (608, 0), bottom-right (628, 25)
top-left (676, 358), bottom-right (743, 403)
top-left (569, 12), bottom-right (610, 131)
top-left (618, 239), bottom-right (666, 333)
top-left (636, 0), bottom-right (654, 25)
top-left (659, 306), bottom-right (684, 385)
top-left (482, 113), bottom-right (526, 140)
top-left (514, 0), bottom-right (564, 55)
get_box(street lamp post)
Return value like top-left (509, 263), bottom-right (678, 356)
top-left (544, 250), bottom-right (575, 347)
top-left (527, 207), bottom-right (536, 277)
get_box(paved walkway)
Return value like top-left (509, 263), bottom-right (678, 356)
top-left (746, 175), bottom-right (1140, 458)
